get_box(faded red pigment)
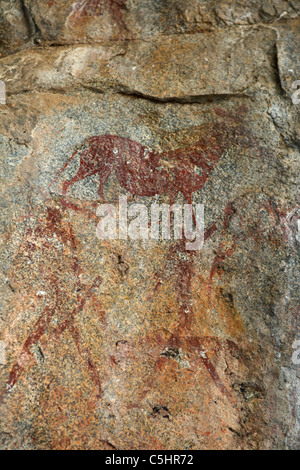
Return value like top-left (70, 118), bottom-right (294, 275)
top-left (49, 108), bottom-right (262, 401)
top-left (52, 116), bottom-right (257, 210)
top-left (0, 207), bottom-right (104, 403)
top-left (1, 108), bottom-right (271, 404)
top-left (69, 0), bottom-right (130, 37)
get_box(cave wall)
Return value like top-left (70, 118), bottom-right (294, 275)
top-left (0, 0), bottom-right (299, 450)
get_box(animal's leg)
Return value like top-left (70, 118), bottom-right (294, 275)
top-left (49, 148), bottom-right (79, 189)
top-left (62, 173), bottom-right (85, 199)
top-left (98, 167), bottom-right (112, 201)
top-left (182, 191), bottom-right (198, 231)
top-left (61, 168), bottom-right (99, 208)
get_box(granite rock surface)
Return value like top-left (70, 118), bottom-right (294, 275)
top-left (0, 0), bottom-right (299, 450)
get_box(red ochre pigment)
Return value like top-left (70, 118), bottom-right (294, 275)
top-left (2, 108), bottom-right (275, 404)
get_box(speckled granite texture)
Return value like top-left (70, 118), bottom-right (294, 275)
top-left (0, 0), bottom-right (299, 450)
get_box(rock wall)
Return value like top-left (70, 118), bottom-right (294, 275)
top-left (0, 0), bottom-right (299, 450)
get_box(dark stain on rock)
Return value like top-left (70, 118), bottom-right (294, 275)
top-left (161, 347), bottom-right (180, 359)
top-left (117, 254), bottom-right (129, 275)
top-left (151, 405), bottom-right (171, 419)
top-left (233, 382), bottom-right (265, 402)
